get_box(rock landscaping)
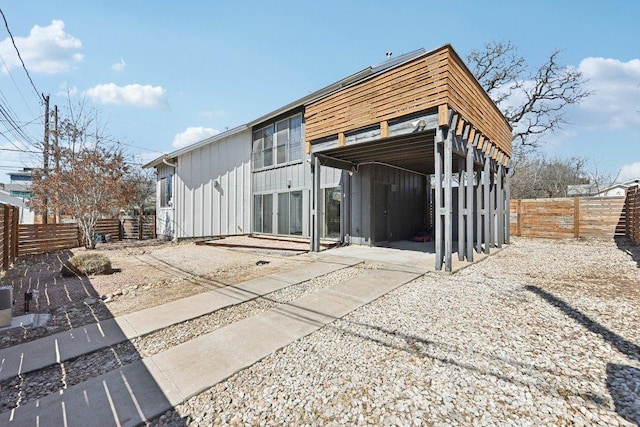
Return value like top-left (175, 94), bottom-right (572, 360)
top-left (0, 237), bottom-right (638, 425)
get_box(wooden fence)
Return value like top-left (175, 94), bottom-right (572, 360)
top-left (122, 216), bottom-right (156, 240)
top-left (17, 219), bottom-right (123, 256)
top-left (510, 196), bottom-right (627, 239)
top-left (1, 203), bottom-right (19, 272)
top-left (627, 185), bottom-right (640, 243)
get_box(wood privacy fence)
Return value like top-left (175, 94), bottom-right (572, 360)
top-left (1, 203), bottom-right (19, 272)
top-left (0, 210), bottom-right (158, 263)
top-left (510, 196), bottom-right (627, 239)
top-left (627, 185), bottom-right (640, 243)
top-left (18, 219), bottom-right (123, 256)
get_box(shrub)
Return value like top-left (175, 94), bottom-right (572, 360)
top-left (61, 253), bottom-right (113, 277)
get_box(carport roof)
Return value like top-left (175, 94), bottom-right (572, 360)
top-left (317, 129), bottom-right (437, 176)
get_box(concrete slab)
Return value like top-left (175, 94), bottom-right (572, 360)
top-left (0, 259), bottom-right (357, 382)
top-left (0, 360), bottom-right (176, 427)
top-left (320, 242), bottom-right (490, 273)
top-left (1, 265), bottom-right (422, 426)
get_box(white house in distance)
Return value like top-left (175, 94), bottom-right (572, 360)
top-left (144, 45), bottom-right (513, 271)
top-left (568, 178), bottom-right (640, 198)
top-left (0, 168), bottom-right (35, 224)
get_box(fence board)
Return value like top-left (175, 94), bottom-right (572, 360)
top-left (627, 186), bottom-right (640, 243)
top-left (1, 203), bottom-right (19, 271)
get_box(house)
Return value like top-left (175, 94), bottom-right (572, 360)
top-left (1, 169), bottom-right (35, 224)
top-left (144, 45), bottom-right (513, 271)
top-left (568, 178), bottom-right (640, 197)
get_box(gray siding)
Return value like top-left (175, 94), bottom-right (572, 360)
top-left (348, 164), bottom-right (426, 245)
top-left (174, 130), bottom-right (251, 239)
top-left (252, 159), bottom-right (341, 237)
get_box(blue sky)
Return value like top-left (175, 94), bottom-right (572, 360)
top-left (1, 1), bottom-right (639, 183)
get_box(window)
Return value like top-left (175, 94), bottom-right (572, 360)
top-left (160, 175), bottom-right (173, 207)
top-left (253, 194), bottom-right (273, 233)
top-left (324, 187), bottom-right (341, 238)
top-left (252, 114), bottom-right (302, 169)
top-left (277, 191), bottom-right (303, 236)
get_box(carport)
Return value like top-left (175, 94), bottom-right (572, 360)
top-left (304, 45), bottom-right (513, 271)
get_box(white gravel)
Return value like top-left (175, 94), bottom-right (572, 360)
top-left (2, 237), bottom-right (639, 426)
top-left (155, 238), bottom-right (640, 426)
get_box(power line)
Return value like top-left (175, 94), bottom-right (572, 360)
top-left (0, 147), bottom-right (40, 154)
top-left (0, 7), bottom-right (42, 102)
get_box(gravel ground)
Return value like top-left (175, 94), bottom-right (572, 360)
top-left (0, 240), bottom-right (311, 349)
top-left (152, 238), bottom-right (640, 426)
top-left (1, 237), bottom-right (639, 425)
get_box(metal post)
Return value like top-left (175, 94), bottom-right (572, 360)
top-left (466, 146), bottom-right (474, 262)
top-left (483, 158), bottom-right (491, 255)
top-left (505, 169), bottom-right (511, 244)
top-left (444, 132), bottom-right (453, 272)
top-left (457, 157), bottom-right (465, 262)
top-left (434, 131), bottom-right (444, 271)
top-left (496, 164), bottom-right (504, 248)
top-left (476, 168), bottom-right (482, 254)
top-left (311, 155), bottom-right (321, 252)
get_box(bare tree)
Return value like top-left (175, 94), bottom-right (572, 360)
top-left (30, 102), bottom-right (133, 248)
top-left (124, 163), bottom-right (156, 216)
top-left (509, 152), bottom-right (590, 199)
top-left (468, 40), bottom-right (591, 147)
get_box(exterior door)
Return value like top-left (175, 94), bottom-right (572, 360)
top-left (374, 183), bottom-right (388, 243)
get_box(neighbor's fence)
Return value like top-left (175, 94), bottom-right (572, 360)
top-left (121, 215), bottom-right (156, 240)
top-left (17, 219), bottom-right (122, 256)
top-left (510, 196), bottom-right (627, 239)
top-left (0, 203), bottom-right (19, 272)
top-left (627, 185), bottom-right (640, 243)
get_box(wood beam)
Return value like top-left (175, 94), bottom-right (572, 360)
top-left (338, 132), bottom-right (346, 147)
top-left (438, 105), bottom-right (450, 128)
top-left (380, 121), bottom-right (389, 138)
top-left (456, 118), bottom-right (465, 136)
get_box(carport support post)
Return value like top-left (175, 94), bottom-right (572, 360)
top-left (465, 145), bottom-right (474, 262)
top-left (443, 132), bottom-right (453, 272)
top-left (457, 157), bottom-right (465, 262)
top-left (434, 131), bottom-right (444, 270)
top-left (505, 169), bottom-right (511, 244)
top-left (476, 168), bottom-right (483, 254)
top-left (483, 158), bottom-right (491, 255)
top-left (310, 154), bottom-right (321, 252)
top-left (496, 163), bottom-right (504, 248)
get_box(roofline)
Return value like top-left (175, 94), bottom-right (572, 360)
top-left (145, 44), bottom-right (510, 167)
top-left (143, 124), bottom-right (248, 168)
top-left (247, 49), bottom-right (427, 128)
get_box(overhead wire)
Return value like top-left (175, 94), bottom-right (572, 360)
top-left (0, 7), bottom-right (43, 102)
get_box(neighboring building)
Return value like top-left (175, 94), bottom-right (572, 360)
top-left (145, 45), bottom-right (513, 271)
top-left (568, 178), bottom-right (640, 197)
top-left (1, 168), bottom-right (35, 224)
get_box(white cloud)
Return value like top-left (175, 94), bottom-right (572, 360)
top-left (0, 20), bottom-right (82, 74)
top-left (111, 58), bottom-right (126, 72)
top-left (577, 57), bottom-right (640, 129)
top-left (85, 83), bottom-right (168, 108)
top-left (172, 127), bottom-right (220, 148)
top-left (618, 161), bottom-right (640, 182)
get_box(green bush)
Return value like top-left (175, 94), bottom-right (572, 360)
top-left (61, 253), bottom-right (113, 277)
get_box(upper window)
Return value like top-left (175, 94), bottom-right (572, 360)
top-left (252, 114), bottom-right (302, 169)
top-left (159, 175), bottom-right (173, 207)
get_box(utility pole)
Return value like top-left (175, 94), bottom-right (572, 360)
top-left (42, 94), bottom-right (50, 225)
top-left (53, 104), bottom-right (60, 224)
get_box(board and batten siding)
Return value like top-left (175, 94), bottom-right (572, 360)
top-left (174, 129), bottom-right (251, 239)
